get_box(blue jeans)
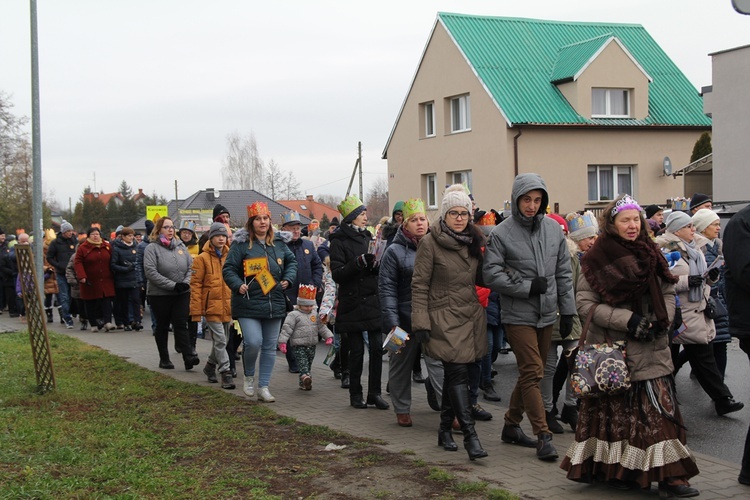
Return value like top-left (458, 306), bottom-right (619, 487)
top-left (238, 317), bottom-right (283, 388)
top-left (56, 274), bottom-right (72, 322)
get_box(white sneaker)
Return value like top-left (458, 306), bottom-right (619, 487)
top-left (243, 376), bottom-right (255, 397)
top-left (257, 386), bottom-right (275, 402)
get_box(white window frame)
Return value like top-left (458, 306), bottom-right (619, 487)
top-left (423, 101), bottom-right (435, 137)
top-left (587, 165), bottom-right (634, 202)
top-left (592, 88), bottom-right (630, 118)
top-left (450, 94), bottom-right (471, 132)
top-left (425, 174), bottom-right (438, 209)
top-left (448, 170), bottom-right (472, 193)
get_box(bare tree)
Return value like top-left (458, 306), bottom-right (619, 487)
top-left (265, 159), bottom-right (283, 200)
top-left (281, 170), bottom-right (302, 200)
top-left (221, 131), bottom-right (266, 192)
top-left (315, 194), bottom-right (341, 208)
top-left (365, 177), bottom-right (389, 223)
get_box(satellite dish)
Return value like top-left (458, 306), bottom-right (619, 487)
top-left (733, 0), bottom-right (750, 15)
top-left (663, 156), bottom-right (672, 177)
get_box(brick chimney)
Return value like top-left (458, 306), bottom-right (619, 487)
top-left (306, 194), bottom-right (314, 202)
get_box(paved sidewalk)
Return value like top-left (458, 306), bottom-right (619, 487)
top-left (3, 315), bottom-right (747, 499)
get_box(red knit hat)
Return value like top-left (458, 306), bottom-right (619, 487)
top-left (546, 213), bottom-right (568, 235)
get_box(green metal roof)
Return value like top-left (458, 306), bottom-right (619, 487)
top-left (438, 13), bottom-right (711, 127)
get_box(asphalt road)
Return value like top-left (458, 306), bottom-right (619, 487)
top-left (488, 339), bottom-right (750, 466)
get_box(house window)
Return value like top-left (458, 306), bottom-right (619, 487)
top-left (421, 101), bottom-right (435, 138)
top-left (448, 170), bottom-right (472, 192)
top-left (587, 165), bottom-right (633, 201)
top-left (592, 88), bottom-right (630, 118)
top-left (449, 94), bottom-right (471, 132)
top-left (425, 174), bottom-right (438, 209)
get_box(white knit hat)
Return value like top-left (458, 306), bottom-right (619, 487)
top-left (692, 208), bottom-right (719, 234)
top-left (441, 184), bottom-right (472, 219)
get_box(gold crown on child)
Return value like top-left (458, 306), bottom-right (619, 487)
top-left (297, 284), bottom-right (317, 302)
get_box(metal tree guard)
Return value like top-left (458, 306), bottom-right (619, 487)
top-left (16, 244), bottom-right (56, 393)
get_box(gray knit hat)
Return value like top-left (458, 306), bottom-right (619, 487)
top-left (60, 220), bottom-right (74, 233)
top-left (208, 222), bottom-right (229, 239)
top-left (441, 184), bottom-right (472, 219)
top-left (666, 211), bottom-right (693, 234)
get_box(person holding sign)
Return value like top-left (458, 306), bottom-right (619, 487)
top-left (223, 201), bottom-right (297, 403)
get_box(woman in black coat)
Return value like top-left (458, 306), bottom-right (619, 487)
top-left (110, 227), bottom-right (142, 331)
top-left (329, 195), bottom-right (387, 410)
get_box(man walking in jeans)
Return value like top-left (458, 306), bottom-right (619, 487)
top-left (46, 220), bottom-right (78, 328)
top-left (482, 173), bottom-right (575, 461)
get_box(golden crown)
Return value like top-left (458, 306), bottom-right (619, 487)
top-left (402, 198), bottom-right (425, 220)
top-left (247, 202), bottom-right (271, 218)
top-left (297, 284), bottom-right (317, 302)
top-left (337, 195), bottom-right (364, 218)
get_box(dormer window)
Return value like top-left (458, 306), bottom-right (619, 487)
top-left (592, 88), bottom-right (630, 118)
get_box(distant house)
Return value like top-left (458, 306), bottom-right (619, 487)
top-left (277, 194), bottom-right (340, 224)
top-left (127, 188), bottom-right (307, 234)
top-left (84, 188), bottom-right (149, 207)
top-left (383, 13), bottom-right (711, 215)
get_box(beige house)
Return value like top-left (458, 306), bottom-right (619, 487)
top-left (383, 13), bottom-right (711, 216)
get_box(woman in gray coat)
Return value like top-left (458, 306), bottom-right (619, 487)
top-left (143, 217), bottom-right (195, 371)
top-left (412, 185), bottom-right (488, 460)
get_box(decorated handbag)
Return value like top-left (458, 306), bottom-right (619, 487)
top-left (565, 305), bottom-right (631, 398)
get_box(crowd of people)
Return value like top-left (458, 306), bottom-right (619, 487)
top-left (3, 178), bottom-right (750, 496)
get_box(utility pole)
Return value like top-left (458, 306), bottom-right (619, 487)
top-left (30, 0), bottom-right (44, 288)
top-left (346, 141), bottom-right (363, 200)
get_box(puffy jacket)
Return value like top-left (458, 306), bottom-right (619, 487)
top-left (329, 223), bottom-right (381, 334)
top-left (135, 240), bottom-right (149, 287)
top-left (577, 269), bottom-right (676, 382)
top-left (143, 237), bottom-right (192, 296)
top-left (46, 233), bottom-right (78, 275)
top-left (190, 240), bottom-right (231, 322)
top-left (656, 232), bottom-right (715, 345)
top-left (696, 234), bottom-right (730, 343)
top-left (110, 238), bottom-right (139, 289)
top-left (483, 174), bottom-right (575, 327)
top-left (278, 307), bottom-right (332, 347)
top-left (222, 228), bottom-right (297, 320)
top-left (378, 227), bottom-right (417, 333)
top-left (284, 237), bottom-right (322, 305)
top-left (723, 205), bottom-right (750, 339)
top-left (74, 240), bottom-right (115, 300)
top-left (411, 221), bottom-right (488, 364)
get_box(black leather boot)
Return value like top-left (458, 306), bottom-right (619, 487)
top-left (501, 424), bottom-right (537, 447)
top-left (438, 387), bottom-right (457, 451)
top-left (350, 394), bottom-right (367, 409)
top-left (536, 432), bottom-right (559, 461)
top-left (450, 383), bottom-right (487, 460)
top-left (46, 308), bottom-right (54, 323)
top-left (366, 394), bottom-right (390, 410)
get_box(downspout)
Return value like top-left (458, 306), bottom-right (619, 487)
top-left (513, 127), bottom-right (522, 177)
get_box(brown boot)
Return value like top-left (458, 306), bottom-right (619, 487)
top-left (220, 371), bottom-right (236, 390)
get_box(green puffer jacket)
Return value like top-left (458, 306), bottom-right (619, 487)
top-left (223, 229), bottom-right (297, 320)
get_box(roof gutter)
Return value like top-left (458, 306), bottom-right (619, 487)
top-left (513, 127), bottom-right (522, 177)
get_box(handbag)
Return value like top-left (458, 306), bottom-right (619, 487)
top-left (704, 296), bottom-right (728, 320)
top-left (284, 294), bottom-right (294, 312)
top-left (565, 305), bottom-right (631, 398)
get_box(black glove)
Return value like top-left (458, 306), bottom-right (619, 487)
top-left (174, 282), bottom-right (190, 293)
top-left (490, 209), bottom-right (503, 224)
top-left (559, 315), bottom-right (574, 338)
top-left (357, 253), bottom-right (376, 269)
top-left (707, 268), bottom-right (720, 282)
top-left (627, 313), bottom-right (653, 341)
top-left (529, 277), bottom-right (548, 296)
top-left (124, 261), bottom-right (134, 270)
top-left (672, 307), bottom-right (683, 332)
top-left (473, 210), bottom-right (487, 223)
top-left (688, 275), bottom-right (704, 288)
top-left (412, 330), bottom-right (430, 344)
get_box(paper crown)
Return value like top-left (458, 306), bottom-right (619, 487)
top-left (566, 212), bottom-right (597, 235)
top-left (503, 200), bottom-right (512, 211)
top-left (180, 221), bottom-right (196, 233)
top-left (281, 211), bottom-right (301, 225)
top-left (308, 219), bottom-right (319, 230)
top-left (337, 195), bottom-right (364, 218)
top-left (671, 198), bottom-right (689, 212)
top-left (476, 212), bottom-right (496, 226)
top-left (247, 202), bottom-right (271, 218)
top-left (297, 284), bottom-right (317, 305)
top-left (401, 198), bottom-right (425, 220)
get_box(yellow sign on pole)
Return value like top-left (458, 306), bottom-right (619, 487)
top-left (146, 205), bottom-right (169, 222)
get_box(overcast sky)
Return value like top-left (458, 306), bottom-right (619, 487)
top-left (1, 1), bottom-right (748, 210)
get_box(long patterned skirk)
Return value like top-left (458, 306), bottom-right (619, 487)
top-left (561, 375), bottom-right (699, 490)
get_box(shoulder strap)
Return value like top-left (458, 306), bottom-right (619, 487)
top-left (577, 304), bottom-right (599, 348)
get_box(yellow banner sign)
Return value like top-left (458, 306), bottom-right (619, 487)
top-left (146, 205), bottom-right (169, 222)
top-left (256, 269), bottom-right (277, 295)
top-left (243, 257), bottom-right (268, 277)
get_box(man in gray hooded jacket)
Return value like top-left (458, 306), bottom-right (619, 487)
top-left (482, 173), bottom-right (575, 461)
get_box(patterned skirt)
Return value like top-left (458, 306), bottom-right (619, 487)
top-left (560, 375), bottom-right (699, 490)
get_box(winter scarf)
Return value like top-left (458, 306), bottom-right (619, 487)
top-left (582, 233), bottom-right (678, 330)
top-left (439, 219), bottom-right (473, 246)
top-left (681, 238), bottom-right (707, 303)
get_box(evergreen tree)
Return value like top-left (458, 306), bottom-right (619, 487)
top-left (690, 132), bottom-right (712, 162)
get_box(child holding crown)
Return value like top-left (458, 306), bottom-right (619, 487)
top-left (278, 284), bottom-right (333, 390)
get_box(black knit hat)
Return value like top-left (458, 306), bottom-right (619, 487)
top-left (213, 204), bottom-right (230, 220)
top-left (645, 204), bottom-right (664, 219)
top-left (330, 216), bottom-right (339, 227)
top-left (144, 219), bottom-right (155, 236)
top-left (689, 193), bottom-right (712, 211)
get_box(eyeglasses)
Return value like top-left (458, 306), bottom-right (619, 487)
top-left (447, 210), bottom-right (470, 220)
top-left (162, 225), bottom-right (175, 230)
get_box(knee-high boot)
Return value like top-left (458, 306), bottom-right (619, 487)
top-left (188, 321), bottom-right (199, 357)
top-left (450, 383), bottom-right (488, 460)
top-left (438, 383), bottom-right (458, 451)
